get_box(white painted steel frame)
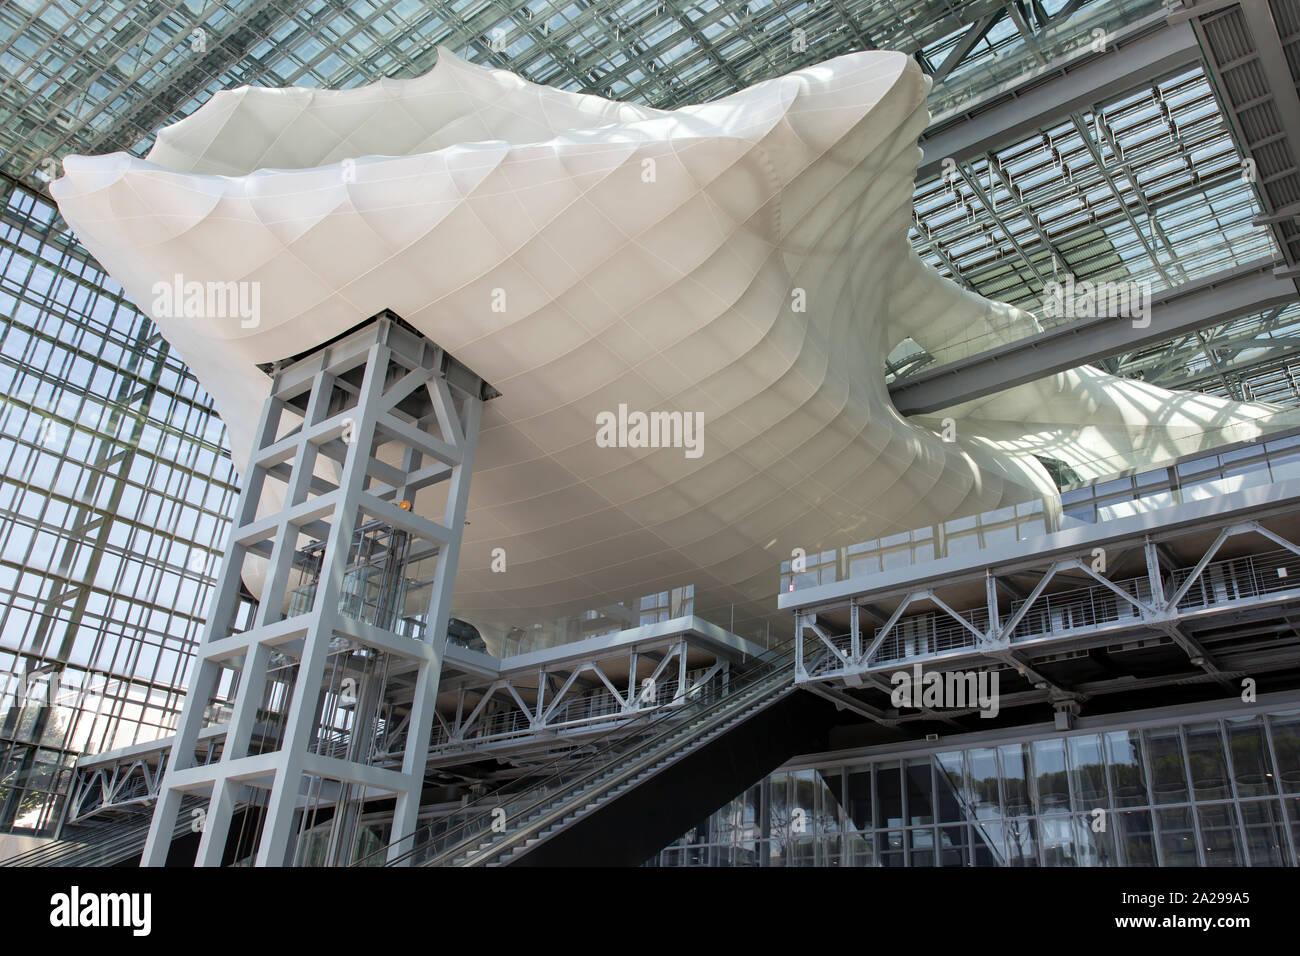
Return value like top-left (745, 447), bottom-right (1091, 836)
top-left (795, 515), bottom-right (1300, 690)
top-left (141, 317), bottom-right (482, 867)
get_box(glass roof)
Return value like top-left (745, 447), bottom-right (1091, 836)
top-left (0, 0), bottom-right (1294, 400)
top-left (902, 63), bottom-right (1282, 372)
top-left (0, 0), bottom-right (1137, 187)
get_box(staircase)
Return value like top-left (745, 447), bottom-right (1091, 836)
top-left (371, 636), bottom-right (836, 867)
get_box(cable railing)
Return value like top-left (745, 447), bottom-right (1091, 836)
top-left (355, 635), bottom-right (802, 867)
top-left (787, 427), bottom-right (1300, 595)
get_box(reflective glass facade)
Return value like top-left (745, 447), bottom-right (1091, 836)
top-left (0, 0), bottom-right (1298, 851)
top-left (651, 703), bottom-right (1300, 866)
top-left (0, 185), bottom-right (238, 834)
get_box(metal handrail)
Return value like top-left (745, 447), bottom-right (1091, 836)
top-left (355, 636), bottom-right (799, 867)
top-left (452, 669), bottom-right (795, 867)
top-left (840, 547), bottom-right (1296, 673)
top-left (6, 795), bottom-right (208, 867)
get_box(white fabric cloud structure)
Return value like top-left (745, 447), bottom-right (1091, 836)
top-left (51, 47), bottom-right (1295, 634)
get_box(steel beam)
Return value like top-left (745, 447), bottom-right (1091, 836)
top-left (917, 18), bottom-right (1201, 182)
top-left (889, 259), bottom-right (1297, 415)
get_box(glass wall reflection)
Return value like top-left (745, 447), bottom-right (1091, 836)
top-left (650, 706), bottom-right (1300, 866)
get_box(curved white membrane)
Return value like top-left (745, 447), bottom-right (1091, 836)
top-left (52, 48), bottom-right (1297, 639)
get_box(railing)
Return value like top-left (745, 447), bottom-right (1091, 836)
top-left (354, 637), bottom-right (801, 867)
top-left (806, 546), bottom-right (1300, 675)
top-left (425, 676), bottom-right (710, 754)
top-left (1169, 549), bottom-right (1297, 613)
top-left (787, 429), bottom-right (1300, 593)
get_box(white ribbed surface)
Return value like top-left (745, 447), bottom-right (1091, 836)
top-left (52, 48), bottom-right (1295, 633)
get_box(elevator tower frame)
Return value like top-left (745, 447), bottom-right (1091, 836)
top-left (142, 314), bottom-right (489, 866)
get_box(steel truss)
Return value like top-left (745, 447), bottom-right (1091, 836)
top-left (141, 315), bottom-right (486, 867)
top-left (794, 494), bottom-right (1300, 725)
top-left (421, 637), bottom-right (733, 767)
top-left (58, 620), bottom-right (757, 825)
top-left (67, 754), bottom-right (163, 825)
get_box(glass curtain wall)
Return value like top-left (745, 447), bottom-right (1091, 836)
top-left (0, 184), bottom-right (239, 835)
top-left (652, 706), bottom-right (1300, 866)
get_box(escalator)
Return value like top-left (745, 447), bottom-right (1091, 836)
top-left (13, 637), bottom-right (832, 867)
top-left (367, 636), bottom-right (838, 867)
top-left (6, 795), bottom-right (265, 866)
top-left (5, 795), bottom-right (209, 867)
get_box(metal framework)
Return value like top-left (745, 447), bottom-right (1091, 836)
top-left (0, 0), bottom-right (1136, 196)
top-left (141, 315), bottom-right (485, 867)
top-left (791, 467), bottom-right (1300, 727)
top-left (4, 0), bottom-right (1300, 850)
top-left (67, 751), bottom-right (166, 825)
top-left (58, 618), bottom-right (756, 817)
top-left (425, 634), bottom-right (739, 768)
top-left (889, 257), bottom-right (1297, 413)
top-left (1181, 0), bottom-right (1300, 274)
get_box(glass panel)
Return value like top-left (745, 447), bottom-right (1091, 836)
top-left (1105, 730), bottom-right (1150, 807)
top-left (905, 758), bottom-right (934, 826)
top-left (1225, 716), bottom-right (1277, 798)
top-left (789, 837), bottom-right (816, 867)
top-left (999, 743), bottom-right (1033, 816)
top-left (1033, 738), bottom-right (1071, 812)
top-left (1068, 734), bottom-right (1108, 810)
top-left (790, 768), bottom-right (819, 835)
top-left (968, 747), bottom-right (1001, 820)
top-left (768, 773), bottom-right (792, 867)
top-left (815, 769), bottom-right (842, 836)
top-left (907, 827), bottom-right (935, 867)
top-left (938, 825), bottom-right (969, 866)
top-left (845, 768), bottom-right (872, 830)
top-left (935, 752), bottom-right (970, 824)
top-left (879, 829), bottom-right (905, 867)
top-left (1115, 810), bottom-right (1158, 866)
top-left (1144, 727), bottom-right (1190, 804)
top-left (1287, 797), bottom-right (1300, 865)
top-left (1240, 800), bottom-right (1289, 866)
top-left (1196, 803), bottom-right (1242, 866)
top-left (1156, 807), bottom-right (1199, 866)
top-left (1185, 722), bottom-right (1231, 801)
top-left (846, 831), bottom-right (874, 867)
top-left (1003, 817), bottom-right (1039, 867)
top-left (971, 821), bottom-right (1002, 866)
top-left (742, 783), bottom-right (763, 848)
top-left (876, 761), bottom-right (903, 829)
top-left (1075, 813), bottom-right (1119, 866)
top-left (1038, 814), bottom-right (1079, 866)
top-left (820, 834), bottom-right (842, 868)
top-left (1267, 712), bottom-right (1300, 793)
